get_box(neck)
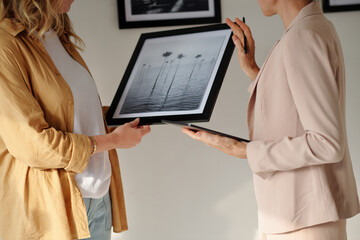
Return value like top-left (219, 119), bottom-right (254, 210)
top-left (278, 0), bottom-right (313, 29)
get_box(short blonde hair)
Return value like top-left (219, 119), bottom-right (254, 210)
top-left (0, 0), bottom-right (84, 49)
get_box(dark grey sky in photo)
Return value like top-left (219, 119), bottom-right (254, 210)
top-left (131, 0), bottom-right (210, 14)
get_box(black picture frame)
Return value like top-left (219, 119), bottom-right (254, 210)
top-left (323, 0), bottom-right (360, 12)
top-left (117, 0), bottom-right (221, 29)
top-left (106, 23), bottom-right (234, 126)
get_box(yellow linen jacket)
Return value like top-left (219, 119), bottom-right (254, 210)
top-left (0, 18), bottom-right (127, 240)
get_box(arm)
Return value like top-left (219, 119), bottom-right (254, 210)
top-left (0, 47), bottom-right (91, 172)
top-left (182, 128), bottom-right (247, 159)
top-left (181, 17), bottom-right (257, 158)
top-left (92, 118), bottom-right (150, 154)
top-left (0, 46), bottom-right (150, 171)
top-left (99, 107), bottom-right (151, 152)
top-left (225, 18), bottom-right (260, 81)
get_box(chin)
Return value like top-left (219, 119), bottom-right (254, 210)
top-left (58, 6), bottom-right (71, 14)
top-left (262, 10), bottom-right (276, 17)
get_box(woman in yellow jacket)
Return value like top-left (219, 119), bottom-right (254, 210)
top-left (0, 0), bottom-right (150, 239)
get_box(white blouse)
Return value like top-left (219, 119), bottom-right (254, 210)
top-left (42, 31), bottom-right (111, 199)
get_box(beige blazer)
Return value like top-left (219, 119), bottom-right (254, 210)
top-left (246, 1), bottom-right (360, 234)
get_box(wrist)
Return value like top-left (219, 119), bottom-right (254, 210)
top-left (107, 131), bottom-right (118, 150)
top-left (249, 63), bottom-right (260, 81)
top-left (234, 141), bottom-right (248, 159)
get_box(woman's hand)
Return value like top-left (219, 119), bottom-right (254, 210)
top-left (110, 118), bottom-right (151, 149)
top-left (182, 128), bottom-right (247, 159)
top-left (93, 118), bottom-right (151, 153)
top-left (225, 18), bottom-right (260, 81)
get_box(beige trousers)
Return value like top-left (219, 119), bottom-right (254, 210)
top-left (261, 220), bottom-right (347, 240)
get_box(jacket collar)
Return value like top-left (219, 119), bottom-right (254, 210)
top-left (0, 18), bottom-right (26, 36)
top-left (250, 0), bottom-right (324, 94)
top-left (285, 0), bottom-right (323, 33)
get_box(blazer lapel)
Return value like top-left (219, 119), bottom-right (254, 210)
top-left (247, 40), bottom-right (280, 139)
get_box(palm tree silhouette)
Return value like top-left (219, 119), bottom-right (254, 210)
top-left (161, 59), bottom-right (174, 92)
top-left (189, 54), bottom-right (202, 80)
top-left (161, 53), bottom-right (185, 110)
top-left (197, 59), bottom-right (205, 71)
top-left (184, 54), bottom-right (202, 94)
top-left (150, 51), bottom-right (172, 96)
top-left (136, 64), bottom-right (147, 89)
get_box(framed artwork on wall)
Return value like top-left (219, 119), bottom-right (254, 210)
top-left (323, 0), bottom-right (360, 12)
top-left (106, 23), bottom-right (234, 126)
top-left (117, 0), bottom-right (221, 29)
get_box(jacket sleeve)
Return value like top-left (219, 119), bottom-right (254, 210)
top-left (247, 28), bottom-right (346, 175)
top-left (0, 43), bottom-right (92, 173)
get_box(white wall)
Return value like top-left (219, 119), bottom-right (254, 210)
top-left (69, 1), bottom-right (360, 239)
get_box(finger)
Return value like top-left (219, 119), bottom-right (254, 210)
top-left (235, 18), bottom-right (254, 46)
top-left (225, 18), bottom-right (244, 39)
top-left (182, 128), bottom-right (208, 143)
top-left (232, 35), bottom-right (244, 51)
top-left (128, 118), bottom-right (140, 128)
top-left (140, 125), bottom-right (151, 135)
top-left (182, 127), bottom-right (197, 138)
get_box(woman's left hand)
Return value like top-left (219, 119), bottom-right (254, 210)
top-left (225, 17), bottom-right (259, 81)
top-left (182, 128), bottom-right (248, 159)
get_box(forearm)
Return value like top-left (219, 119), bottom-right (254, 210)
top-left (90, 131), bottom-right (138, 154)
top-left (90, 118), bottom-right (151, 154)
top-left (92, 134), bottom-right (116, 154)
top-left (182, 128), bottom-right (248, 159)
top-left (247, 63), bottom-right (260, 81)
top-left (211, 137), bottom-right (247, 159)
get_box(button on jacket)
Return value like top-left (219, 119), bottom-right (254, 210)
top-left (246, 2), bottom-right (360, 233)
top-left (0, 18), bottom-right (127, 240)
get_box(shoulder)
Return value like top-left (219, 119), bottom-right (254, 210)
top-left (283, 15), bottom-right (338, 50)
top-left (0, 28), bottom-right (18, 50)
top-left (0, 30), bottom-right (26, 68)
top-left (280, 15), bottom-right (342, 74)
top-left (0, 18), bottom-right (31, 66)
top-left (0, 35), bottom-right (26, 76)
top-left (0, 18), bottom-right (26, 50)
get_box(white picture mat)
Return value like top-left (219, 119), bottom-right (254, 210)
top-left (113, 29), bottom-right (232, 119)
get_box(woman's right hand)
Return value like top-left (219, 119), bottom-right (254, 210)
top-left (93, 118), bottom-right (151, 153)
top-left (225, 18), bottom-right (260, 81)
top-left (110, 118), bottom-right (151, 149)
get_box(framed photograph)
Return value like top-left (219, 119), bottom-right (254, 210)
top-left (323, 0), bottom-right (360, 12)
top-left (106, 23), bottom-right (234, 126)
top-left (117, 0), bottom-right (221, 29)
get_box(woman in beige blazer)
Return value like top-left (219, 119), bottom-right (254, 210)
top-left (183, 0), bottom-right (360, 239)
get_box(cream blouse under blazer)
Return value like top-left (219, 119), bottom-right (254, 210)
top-left (246, 2), bottom-right (360, 233)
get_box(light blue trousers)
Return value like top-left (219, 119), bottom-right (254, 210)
top-left (82, 191), bottom-right (112, 240)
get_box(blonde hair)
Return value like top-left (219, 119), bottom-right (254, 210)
top-left (0, 0), bottom-right (84, 49)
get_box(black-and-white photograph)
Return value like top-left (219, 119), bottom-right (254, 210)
top-left (323, 0), bottom-right (360, 12)
top-left (117, 0), bottom-right (221, 28)
top-left (106, 24), bottom-right (234, 125)
top-left (120, 35), bottom-right (225, 114)
top-left (131, 0), bottom-right (210, 15)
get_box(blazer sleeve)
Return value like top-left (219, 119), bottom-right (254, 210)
top-left (0, 43), bottom-right (92, 173)
top-left (247, 28), bottom-right (346, 175)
